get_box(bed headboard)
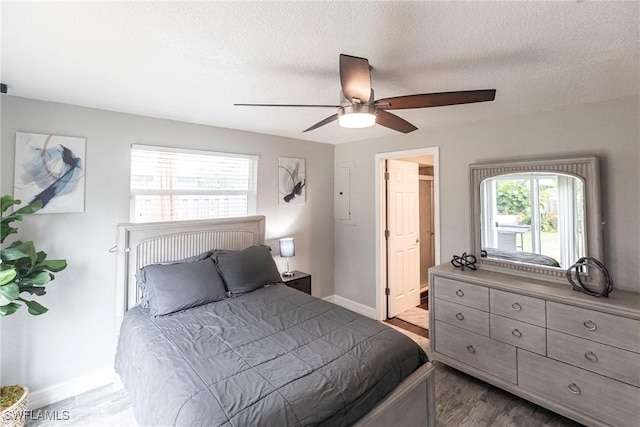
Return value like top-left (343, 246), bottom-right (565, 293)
top-left (114, 216), bottom-right (266, 333)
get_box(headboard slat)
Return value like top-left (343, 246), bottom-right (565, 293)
top-left (135, 230), bottom-right (257, 269)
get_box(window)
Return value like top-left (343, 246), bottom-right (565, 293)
top-left (480, 172), bottom-right (584, 268)
top-left (130, 144), bottom-right (258, 222)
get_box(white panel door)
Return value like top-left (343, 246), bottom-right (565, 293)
top-left (387, 159), bottom-right (421, 318)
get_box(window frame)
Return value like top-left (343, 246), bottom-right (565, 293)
top-left (129, 144), bottom-right (258, 223)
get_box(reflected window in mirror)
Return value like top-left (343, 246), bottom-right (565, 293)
top-left (480, 172), bottom-right (585, 269)
top-left (470, 155), bottom-right (602, 284)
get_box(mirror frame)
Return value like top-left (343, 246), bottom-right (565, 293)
top-left (470, 155), bottom-right (603, 284)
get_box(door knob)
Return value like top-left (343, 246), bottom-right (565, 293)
top-left (416, 238), bottom-right (420, 243)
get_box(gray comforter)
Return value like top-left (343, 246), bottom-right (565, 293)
top-left (115, 284), bottom-right (427, 426)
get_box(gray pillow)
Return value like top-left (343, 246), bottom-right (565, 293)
top-left (140, 258), bottom-right (227, 316)
top-left (137, 251), bottom-right (213, 309)
top-left (214, 245), bottom-right (282, 295)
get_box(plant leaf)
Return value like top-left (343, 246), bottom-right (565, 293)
top-left (24, 271), bottom-right (52, 286)
top-left (24, 241), bottom-right (37, 265)
top-left (1, 222), bottom-right (18, 243)
top-left (0, 283), bottom-right (19, 305)
top-left (0, 302), bottom-right (21, 316)
top-left (1, 195), bottom-right (20, 213)
top-left (1, 212), bottom-right (23, 224)
top-left (39, 259), bottom-right (67, 272)
top-left (0, 268), bottom-right (17, 286)
top-left (19, 285), bottom-right (47, 296)
top-left (13, 200), bottom-right (42, 216)
top-left (1, 245), bottom-right (31, 262)
top-left (22, 299), bottom-right (48, 315)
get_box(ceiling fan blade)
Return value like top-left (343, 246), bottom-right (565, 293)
top-left (375, 89), bottom-right (496, 110)
top-left (235, 103), bottom-right (339, 108)
top-left (340, 54), bottom-right (372, 103)
top-left (303, 113), bottom-right (339, 133)
top-left (376, 110), bottom-right (418, 134)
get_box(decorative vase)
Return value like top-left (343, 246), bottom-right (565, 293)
top-left (0, 386), bottom-right (28, 427)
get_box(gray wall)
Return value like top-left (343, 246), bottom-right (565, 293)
top-left (334, 96), bottom-right (640, 308)
top-left (0, 96), bottom-right (334, 390)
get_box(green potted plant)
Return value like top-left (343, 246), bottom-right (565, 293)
top-left (1, 195), bottom-right (68, 427)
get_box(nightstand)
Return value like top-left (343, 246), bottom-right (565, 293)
top-left (281, 271), bottom-right (311, 295)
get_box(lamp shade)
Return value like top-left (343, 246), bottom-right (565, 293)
top-left (279, 238), bottom-right (295, 258)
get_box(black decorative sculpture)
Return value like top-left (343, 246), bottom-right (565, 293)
top-left (566, 257), bottom-right (613, 298)
top-left (451, 253), bottom-right (478, 271)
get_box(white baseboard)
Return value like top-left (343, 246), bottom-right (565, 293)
top-left (28, 369), bottom-right (114, 410)
top-left (323, 295), bottom-right (377, 319)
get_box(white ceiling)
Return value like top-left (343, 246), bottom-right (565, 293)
top-left (2, 1), bottom-right (638, 145)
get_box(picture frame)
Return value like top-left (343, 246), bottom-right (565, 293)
top-left (278, 157), bottom-right (305, 205)
top-left (14, 132), bottom-right (86, 213)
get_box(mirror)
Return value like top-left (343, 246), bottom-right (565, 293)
top-left (470, 156), bottom-right (603, 283)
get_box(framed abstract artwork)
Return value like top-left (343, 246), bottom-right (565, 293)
top-left (14, 132), bottom-right (86, 214)
top-left (278, 157), bottom-right (305, 205)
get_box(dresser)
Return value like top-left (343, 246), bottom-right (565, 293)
top-left (429, 264), bottom-right (640, 427)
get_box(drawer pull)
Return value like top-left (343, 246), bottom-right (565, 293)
top-left (466, 345), bottom-right (476, 354)
top-left (455, 289), bottom-right (465, 297)
top-left (511, 302), bottom-right (522, 311)
top-left (583, 320), bottom-right (597, 331)
top-left (584, 351), bottom-right (598, 362)
top-left (568, 383), bottom-right (581, 395)
top-left (455, 312), bottom-right (465, 321)
top-left (511, 329), bottom-right (522, 338)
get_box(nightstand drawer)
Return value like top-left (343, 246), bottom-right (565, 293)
top-left (282, 271), bottom-right (311, 295)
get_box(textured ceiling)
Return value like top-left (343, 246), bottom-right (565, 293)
top-left (2, 1), bottom-right (638, 144)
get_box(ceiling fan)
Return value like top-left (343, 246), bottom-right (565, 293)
top-left (235, 54), bottom-right (496, 134)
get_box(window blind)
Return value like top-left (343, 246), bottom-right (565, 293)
top-left (130, 144), bottom-right (258, 222)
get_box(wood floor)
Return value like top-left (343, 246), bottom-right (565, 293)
top-left (434, 362), bottom-right (582, 427)
top-left (25, 362), bottom-right (583, 427)
top-left (385, 316), bottom-right (430, 338)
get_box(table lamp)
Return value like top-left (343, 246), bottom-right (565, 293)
top-left (279, 237), bottom-right (295, 277)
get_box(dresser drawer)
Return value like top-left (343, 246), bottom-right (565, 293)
top-left (435, 320), bottom-right (517, 383)
top-left (547, 301), bottom-right (640, 353)
top-left (435, 298), bottom-right (490, 336)
top-left (490, 314), bottom-right (546, 356)
top-left (433, 276), bottom-right (489, 311)
top-left (547, 330), bottom-right (640, 387)
top-left (518, 349), bottom-right (640, 427)
top-left (490, 288), bottom-right (545, 326)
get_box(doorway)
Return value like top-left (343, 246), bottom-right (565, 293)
top-left (374, 147), bottom-right (440, 331)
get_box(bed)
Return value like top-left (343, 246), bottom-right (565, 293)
top-left (114, 216), bottom-right (435, 426)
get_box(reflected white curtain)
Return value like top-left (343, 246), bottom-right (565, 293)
top-left (557, 176), bottom-right (583, 268)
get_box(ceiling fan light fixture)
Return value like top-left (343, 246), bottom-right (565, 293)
top-left (339, 113), bottom-right (376, 128)
top-left (235, 54), bottom-right (496, 134)
top-left (338, 104), bottom-right (376, 129)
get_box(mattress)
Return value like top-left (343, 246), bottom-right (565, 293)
top-left (115, 284), bottom-right (427, 426)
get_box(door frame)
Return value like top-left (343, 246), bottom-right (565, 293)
top-left (374, 147), bottom-right (441, 320)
